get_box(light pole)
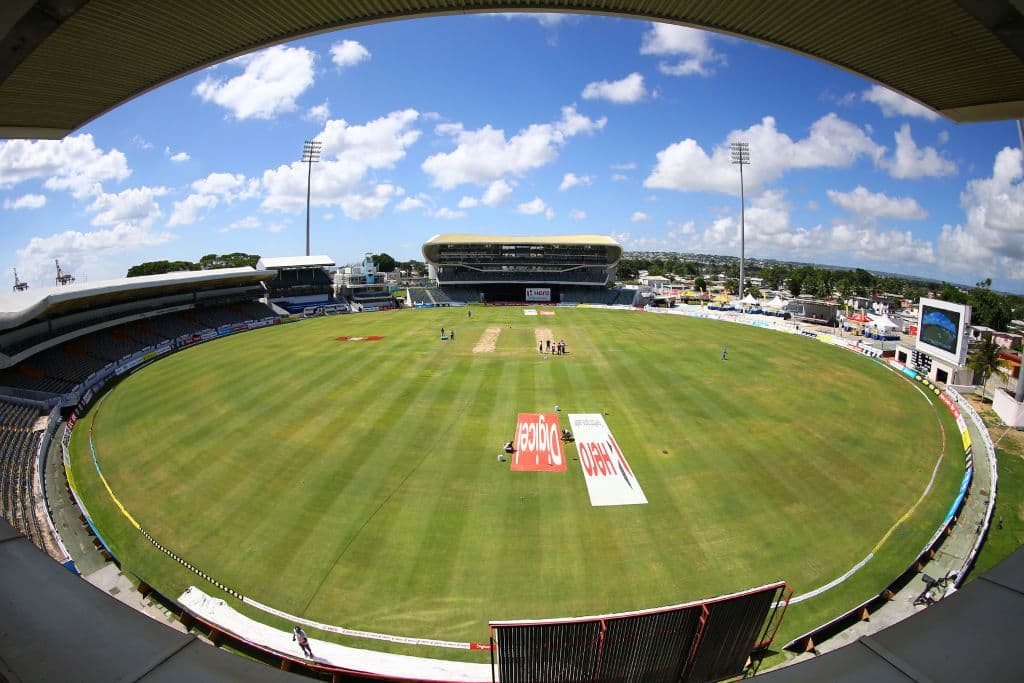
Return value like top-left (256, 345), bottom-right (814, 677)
top-left (302, 139), bottom-right (322, 257)
top-left (730, 141), bottom-right (750, 301)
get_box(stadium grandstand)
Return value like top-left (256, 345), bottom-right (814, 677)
top-left (0, 266), bottom-right (283, 574)
top-left (256, 255), bottom-right (340, 315)
top-left (422, 234), bottom-right (635, 305)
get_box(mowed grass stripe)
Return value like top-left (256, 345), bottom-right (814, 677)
top-left (70, 307), bottom-right (964, 657)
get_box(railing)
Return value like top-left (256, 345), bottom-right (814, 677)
top-left (945, 386), bottom-right (999, 586)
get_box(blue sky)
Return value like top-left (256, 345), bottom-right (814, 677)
top-left (1, 13), bottom-right (1022, 292)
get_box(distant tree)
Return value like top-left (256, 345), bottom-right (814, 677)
top-left (969, 287), bottom-right (1012, 331)
top-left (938, 284), bottom-right (969, 304)
top-left (725, 278), bottom-right (739, 295)
top-left (968, 337), bottom-right (1010, 401)
top-left (788, 276), bottom-right (803, 298)
top-left (126, 260), bottom-right (199, 277)
top-left (199, 252), bottom-right (260, 269)
top-left (371, 253), bottom-right (397, 273)
top-left (617, 260), bottom-right (639, 280)
top-left (396, 259), bottom-right (426, 276)
top-left (694, 276), bottom-right (707, 293)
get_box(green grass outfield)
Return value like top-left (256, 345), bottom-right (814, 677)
top-left (69, 306), bottom-right (963, 662)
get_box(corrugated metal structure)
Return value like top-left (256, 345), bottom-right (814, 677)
top-left (1, 1), bottom-right (1023, 138)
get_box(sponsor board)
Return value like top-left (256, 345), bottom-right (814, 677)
top-left (335, 336), bottom-right (384, 342)
top-left (568, 413), bottom-right (647, 506)
top-left (523, 309), bottom-right (538, 316)
top-left (512, 413), bottom-right (566, 472)
top-left (540, 310), bottom-right (556, 316)
top-left (526, 287), bottom-right (551, 302)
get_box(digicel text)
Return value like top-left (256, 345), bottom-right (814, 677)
top-left (516, 414), bottom-right (562, 467)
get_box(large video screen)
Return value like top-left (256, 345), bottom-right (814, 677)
top-left (920, 304), bottom-right (961, 355)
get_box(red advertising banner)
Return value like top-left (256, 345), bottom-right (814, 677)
top-left (511, 413), bottom-right (567, 472)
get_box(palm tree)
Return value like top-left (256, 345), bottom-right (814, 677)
top-left (968, 337), bottom-right (1010, 401)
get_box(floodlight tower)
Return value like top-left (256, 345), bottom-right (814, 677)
top-left (301, 138), bottom-right (322, 257)
top-left (730, 142), bottom-right (750, 301)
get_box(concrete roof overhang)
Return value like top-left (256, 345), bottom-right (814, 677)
top-left (1, 1), bottom-right (1023, 139)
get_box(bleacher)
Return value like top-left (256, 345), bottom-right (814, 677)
top-left (0, 399), bottom-right (51, 554)
top-left (407, 287), bottom-right (455, 306)
top-left (436, 285), bottom-right (479, 303)
top-left (0, 302), bottom-right (274, 396)
top-left (407, 288), bottom-right (434, 306)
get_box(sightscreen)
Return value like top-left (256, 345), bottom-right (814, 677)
top-left (491, 582), bottom-right (789, 683)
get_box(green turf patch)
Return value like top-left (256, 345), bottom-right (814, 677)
top-left (69, 307), bottom-right (964, 661)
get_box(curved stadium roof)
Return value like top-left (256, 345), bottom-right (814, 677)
top-left (1, 1), bottom-right (1023, 139)
top-left (0, 267), bottom-right (273, 331)
top-left (422, 234), bottom-right (622, 265)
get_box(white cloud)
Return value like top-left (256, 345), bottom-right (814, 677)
top-left (321, 109), bottom-right (421, 170)
top-left (305, 101), bottom-right (331, 123)
top-left (16, 223), bottom-right (174, 284)
top-left (631, 211), bottom-right (651, 222)
top-left (422, 106), bottom-right (606, 189)
top-left (570, 209), bottom-right (587, 220)
top-left (938, 130), bottom-right (950, 145)
top-left (131, 135), bottom-right (153, 150)
top-left (611, 162), bottom-right (636, 170)
top-left (937, 147), bottom-right (1024, 279)
top-left (829, 223), bottom-right (936, 265)
top-left (625, 190), bottom-right (936, 270)
top-left (645, 113), bottom-right (883, 195)
top-left (330, 40), bottom-right (370, 69)
top-left (640, 23), bottom-right (725, 76)
top-left (395, 194), bottom-right (430, 212)
top-left (164, 146), bottom-right (190, 162)
top-left (880, 124), bottom-right (956, 179)
top-left (496, 13), bottom-right (571, 28)
top-left (223, 216), bottom-right (261, 232)
top-left (516, 197), bottom-right (554, 219)
top-left (434, 207), bottom-right (466, 219)
top-left (458, 196), bottom-right (478, 209)
top-left (0, 134), bottom-right (129, 199)
top-left (862, 85), bottom-right (939, 121)
top-left (826, 186), bottom-right (927, 220)
top-left (194, 45), bottom-right (315, 120)
top-left (481, 179), bottom-right (515, 206)
top-left (89, 186), bottom-right (167, 227)
top-left (262, 110), bottom-right (420, 218)
top-left (582, 72), bottom-right (647, 104)
top-left (559, 172), bottom-right (593, 191)
top-left (339, 184), bottom-right (403, 220)
top-left (612, 173), bottom-right (629, 182)
top-left (3, 193), bottom-right (46, 210)
top-left (191, 172), bottom-right (259, 201)
top-left (167, 193), bottom-right (218, 227)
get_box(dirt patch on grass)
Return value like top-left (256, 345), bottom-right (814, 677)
top-left (534, 327), bottom-right (555, 353)
top-left (473, 326), bottom-right (501, 353)
top-left (964, 392), bottom-right (1024, 458)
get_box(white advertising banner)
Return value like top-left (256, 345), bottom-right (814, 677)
top-left (568, 414), bottom-right (647, 506)
top-left (525, 287), bottom-right (551, 302)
